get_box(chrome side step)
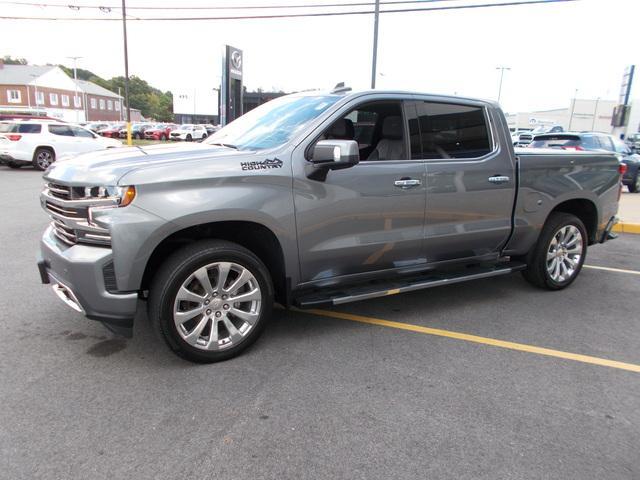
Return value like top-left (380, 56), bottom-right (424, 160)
top-left (295, 261), bottom-right (526, 308)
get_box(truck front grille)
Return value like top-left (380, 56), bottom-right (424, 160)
top-left (47, 183), bottom-right (72, 200)
top-left (45, 201), bottom-right (86, 219)
top-left (52, 220), bottom-right (78, 245)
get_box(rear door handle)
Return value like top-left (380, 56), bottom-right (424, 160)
top-left (394, 178), bottom-right (421, 189)
top-left (488, 175), bottom-right (510, 184)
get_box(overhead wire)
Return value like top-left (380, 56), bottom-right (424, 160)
top-left (0, 0), bottom-right (580, 20)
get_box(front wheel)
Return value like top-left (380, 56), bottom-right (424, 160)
top-left (522, 212), bottom-right (587, 290)
top-left (186, 134), bottom-right (192, 142)
top-left (148, 240), bottom-right (274, 363)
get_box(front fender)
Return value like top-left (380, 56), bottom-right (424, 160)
top-left (110, 175), bottom-right (298, 291)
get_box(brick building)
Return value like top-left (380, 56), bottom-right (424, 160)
top-left (0, 63), bottom-right (123, 122)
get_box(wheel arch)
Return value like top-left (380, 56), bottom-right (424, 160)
top-left (547, 198), bottom-right (598, 244)
top-left (140, 220), bottom-right (289, 306)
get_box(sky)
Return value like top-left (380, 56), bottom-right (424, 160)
top-left (0, 0), bottom-right (638, 114)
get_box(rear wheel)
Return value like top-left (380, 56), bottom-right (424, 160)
top-left (522, 212), bottom-right (587, 290)
top-left (32, 148), bottom-right (55, 171)
top-left (628, 173), bottom-right (640, 193)
top-left (148, 240), bottom-right (273, 363)
top-left (186, 134), bottom-right (192, 142)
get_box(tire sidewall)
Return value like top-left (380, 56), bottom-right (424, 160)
top-left (151, 242), bottom-right (273, 362)
top-left (539, 215), bottom-right (587, 289)
top-left (32, 148), bottom-right (54, 171)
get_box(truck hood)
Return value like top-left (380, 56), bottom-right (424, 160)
top-left (43, 142), bottom-right (249, 186)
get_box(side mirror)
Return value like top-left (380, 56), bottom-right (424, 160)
top-left (311, 139), bottom-right (359, 170)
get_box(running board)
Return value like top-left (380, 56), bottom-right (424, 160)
top-left (294, 261), bottom-right (526, 308)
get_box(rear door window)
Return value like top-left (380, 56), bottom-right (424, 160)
top-left (414, 101), bottom-right (492, 159)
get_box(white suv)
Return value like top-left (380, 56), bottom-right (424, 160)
top-left (0, 121), bottom-right (122, 170)
top-left (169, 124), bottom-right (208, 141)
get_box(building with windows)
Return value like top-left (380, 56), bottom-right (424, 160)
top-left (0, 62), bottom-right (123, 122)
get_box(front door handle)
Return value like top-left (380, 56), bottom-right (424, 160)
top-left (488, 175), bottom-right (510, 184)
top-left (394, 178), bottom-right (422, 189)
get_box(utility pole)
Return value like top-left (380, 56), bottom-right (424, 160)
top-left (370, 0), bottom-right (380, 89)
top-left (121, 0), bottom-right (132, 145)
top-left (496, 66), bottom-right (511, 104)
top-left (67, 56), bottom-right (83, 123)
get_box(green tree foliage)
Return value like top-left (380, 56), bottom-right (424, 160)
top-left (2, 55), bottom-right (28, 65)
top-left (59, 64), bottom-right (174, 121)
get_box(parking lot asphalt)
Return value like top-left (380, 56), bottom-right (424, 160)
top-left (1, 167), bottom-right (639, 480)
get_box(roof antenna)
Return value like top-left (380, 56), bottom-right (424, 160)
top-left (331, 82), bottom-right (352, 94)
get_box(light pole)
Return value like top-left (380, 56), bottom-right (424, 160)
top-left (121, 0), bottom-right (132, 145)
top-left (568, 88), bottom-right (578, 131)
top-left (67, 56), bottom-right (83, 123)
top-left (591, 97), bottom-right (600, 131)
top-left (370, 0), bottom-right (380, 89)
top-left (496, 66), bottom-right (511, 104)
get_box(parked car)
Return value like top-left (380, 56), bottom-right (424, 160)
top-left (119, 123), bottom-right (153, 140)
top-left (625, 132), bottom-right (640, 152)
top-left (37, 89), bottom-right (622, 362)
top-left (0, 121), bottom-right (121, 170)
top-left (528, 132), bottom-right (640, 193)
top-left (86, 123), bottom-right (109, 134)
top-left (144, 124), bottom-right (172, 141)
top-left (98, 124), bottom-right (124, 138)
top-left (514, 125), bottom-right (564, 146)
top-left (169, 124), bottom-right (208, 141)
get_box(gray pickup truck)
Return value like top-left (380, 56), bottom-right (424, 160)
top-left (37, 89), bottom-right (622, 362)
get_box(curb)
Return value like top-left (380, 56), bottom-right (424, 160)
top-left (612, 222), bottom-right (640, 234)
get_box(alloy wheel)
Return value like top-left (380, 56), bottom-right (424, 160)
top-left (173, 262), bottom-right (262, 351)
top-left (546, 225), bottom-right (583, 282)
top-left (36, 150), bottom-right (53, 169)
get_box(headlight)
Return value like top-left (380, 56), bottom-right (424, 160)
top-left (83, 185), bottom-right (136, 206)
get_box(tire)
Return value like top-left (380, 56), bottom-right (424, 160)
top-left (628, 173), bottom-right (640, 193)
top-left (7, 162), bottom-right (21, 169)
top-left (32, 147), bottom-right (55, 171)
top-left (522, 212), bottom-right (587, 290)
top-left (186, 134), bottom-right (192, 142)
top-left (148, 240), bottom-right (274, 363)
top-left (202, 133), bottom-right (207, 140)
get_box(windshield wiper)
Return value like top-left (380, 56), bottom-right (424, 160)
top-left (209, 142), bottom-right (239, 150)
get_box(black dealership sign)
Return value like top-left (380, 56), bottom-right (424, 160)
top-left (220, 45), bottom-right (243, 126)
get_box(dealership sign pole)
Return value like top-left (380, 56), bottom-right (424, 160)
top-left (121, 0), bottom-right (132, 146)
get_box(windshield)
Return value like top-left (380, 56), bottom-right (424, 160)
top-left (205, 94), bottom-right (341, 150)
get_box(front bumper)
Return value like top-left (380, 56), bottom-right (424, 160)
top-left (38, 226), bottom-right (138, 336)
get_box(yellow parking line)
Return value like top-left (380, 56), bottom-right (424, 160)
top-left (584, 265), bottom-right (640, 276)
top-left (305, 309), bottom-right (640, 373)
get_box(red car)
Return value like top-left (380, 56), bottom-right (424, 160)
top-left (144, 124), bottom-right (176, 141)
top-left (98, 124), bottom-right (124, 138)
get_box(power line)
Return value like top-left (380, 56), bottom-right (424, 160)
top-left (0, 0), bottom-right (465, 9)
top-left (0, 0), bottom-right (580, 21)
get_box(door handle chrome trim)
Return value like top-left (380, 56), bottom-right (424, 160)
top-left (394, 179), bottom-right (421, 188)
top-left (488, 175), bottom-right (510, 184)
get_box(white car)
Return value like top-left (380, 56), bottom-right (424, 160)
top-left (169, 124), bottom-right (208, 141)
top-left (0, 121), bottom-right (122, 171)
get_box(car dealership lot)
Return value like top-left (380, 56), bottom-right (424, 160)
top-left (1, 168), bottom-right (638, 479)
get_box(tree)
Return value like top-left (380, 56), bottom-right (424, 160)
top-left (2, 55), bottom-right (27, 65)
